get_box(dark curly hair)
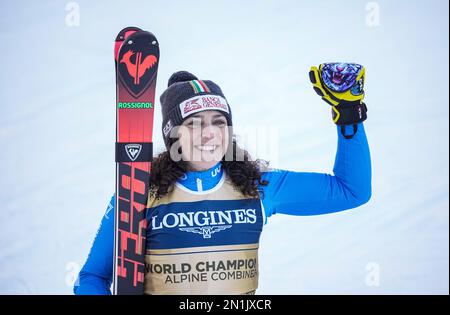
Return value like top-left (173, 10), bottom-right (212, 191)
top-left (149, 136), bottom-right (269, 200)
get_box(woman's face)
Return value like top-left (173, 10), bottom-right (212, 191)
top-left (178, 110), bottom-right (229, 171)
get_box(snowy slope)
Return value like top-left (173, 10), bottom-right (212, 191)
top-left (0, 0), bottom-right (448, 294)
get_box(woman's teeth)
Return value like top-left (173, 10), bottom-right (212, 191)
top-left (196, 145), bottom-right (217, 151)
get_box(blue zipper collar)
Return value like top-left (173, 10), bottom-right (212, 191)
top-left (177, 162), bottom-right (224, 192)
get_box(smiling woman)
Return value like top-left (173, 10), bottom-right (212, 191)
top-left (74, 69), bottom-right (372, 295)
top-left (149, 71), bottom-right (268, 200)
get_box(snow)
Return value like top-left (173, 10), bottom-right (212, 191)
top-left (0, 0), bottom-right (448, 294)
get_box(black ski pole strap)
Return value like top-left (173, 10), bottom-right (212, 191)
top-left (332, 102), bottom-right (368, 126)
top-left (340, 124), bottom-right (359, 139)
top-left (115, 142), bottom-right (153, 162)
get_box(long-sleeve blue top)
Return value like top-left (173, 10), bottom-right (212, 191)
top-left (74, 123), bottom-right (371, 294)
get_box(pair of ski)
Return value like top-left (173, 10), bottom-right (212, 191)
top-left (113, 27), bottom-right (159, 295)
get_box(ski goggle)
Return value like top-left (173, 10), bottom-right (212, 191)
top-left (320, 63), bottom-right (364, 95)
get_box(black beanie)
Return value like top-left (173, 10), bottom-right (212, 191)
top-left (160, 71), bottom-right (232, 149)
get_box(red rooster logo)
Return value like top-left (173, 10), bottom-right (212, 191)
top-left (120, 50), bottom-right (157, 85)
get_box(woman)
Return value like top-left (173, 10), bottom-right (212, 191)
top-left (74, 66), bottom-right (371, 295)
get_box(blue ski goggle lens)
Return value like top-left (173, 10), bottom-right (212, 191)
top-left (321, 63), bottom-right (363, 94)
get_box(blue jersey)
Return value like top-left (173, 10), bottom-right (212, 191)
top-left (74, 123), bottom-right (371, 295)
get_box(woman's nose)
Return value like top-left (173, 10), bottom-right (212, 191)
top-left (202, 129), bottom-right (214, 139)
top-left (201, 124), bottom-right (217, 139)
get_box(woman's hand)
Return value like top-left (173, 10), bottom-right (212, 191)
top-left (309, 62), bottom-right (368, 138)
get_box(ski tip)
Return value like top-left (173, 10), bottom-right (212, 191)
top-left (115, 27), bottom-right (143, 62)
top-left (121, 30), bottom-right (159, 47)
top-left (115, 26), bottom-right (143, 42)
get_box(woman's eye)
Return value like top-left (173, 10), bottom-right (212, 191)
top-left (186, 119), bottom-right (201, 127)
top-left (214, 120), bottom-right (226, 126)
